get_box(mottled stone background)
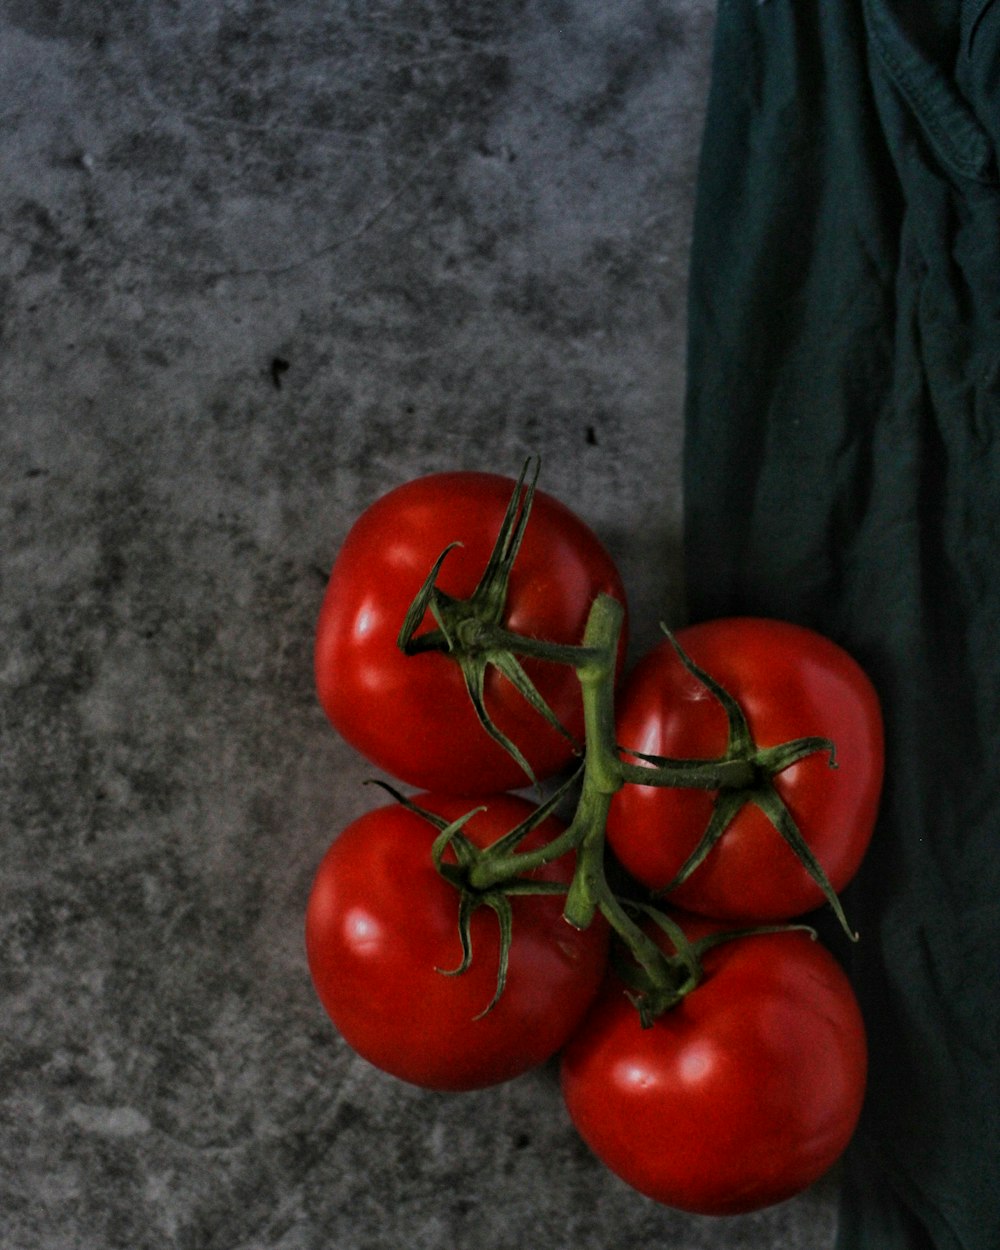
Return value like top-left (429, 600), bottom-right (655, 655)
top-left (2, 3), bottom-right (839, 1247)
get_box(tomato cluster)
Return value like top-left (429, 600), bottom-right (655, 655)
top-left (306, 463), bottom-right (883, 1217)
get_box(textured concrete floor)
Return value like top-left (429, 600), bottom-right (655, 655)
top-left (2, 3), bottom-right (838, 1247)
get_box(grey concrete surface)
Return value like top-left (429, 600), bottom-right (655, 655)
top-left (2, 3), bottom-right (838, 1247)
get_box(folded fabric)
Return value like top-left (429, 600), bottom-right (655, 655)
top-left (681, 3), bottom-right (1000, 1247)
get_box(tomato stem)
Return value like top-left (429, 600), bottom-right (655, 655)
top-left (561, 598), bottom-right (709, 1011)
top-left (460, 595), bottom-right (711, 1015)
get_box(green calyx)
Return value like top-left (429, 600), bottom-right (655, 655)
top-left (611, 909), bottom-right (819, 1028)
top-left (370, 781), bottom-right (572, 1019)
top-left (396, 457), bottom-right (591, 786)
top-left (637, 626), bottom-right (857, 942)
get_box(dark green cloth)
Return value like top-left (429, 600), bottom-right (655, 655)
top-left (682, 3), bottom-right (1000, 1248)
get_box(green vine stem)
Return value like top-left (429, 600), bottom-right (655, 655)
top-left (466, 594), bottom-right (701, 1007)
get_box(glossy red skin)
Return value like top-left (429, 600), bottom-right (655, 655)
top-left (606, 618), bottom-right (884, 920)
top-left (315, 472), bottom-right (627, 794)
top-left (305, 793), bottom-right (609, 1091)
top-left (560, 919), bottom-right (867, 1215)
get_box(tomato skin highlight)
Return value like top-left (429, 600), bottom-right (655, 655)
top-left (314, 472), bottom-right (627, 794)
top-left (560, 920), bottom-right (867, 1215)
top-left (606, 618), bottom-right (884, 921)
top-left (305, 793), bottom-right (609, 1091)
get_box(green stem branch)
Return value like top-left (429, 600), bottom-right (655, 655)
top-left (466, 594), bottom-right (693, 1006)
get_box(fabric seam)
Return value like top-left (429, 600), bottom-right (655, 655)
top-left (864, 0), bottom-right (997, 184)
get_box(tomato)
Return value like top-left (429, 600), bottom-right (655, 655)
top-left (305, 792), bottom-right (609, 1091)
top-left (560, 918), bottom-right (867, 1214)
top-left (314, 471), bottom-right (627, 794)
top-left (606, 618), bottom-right (883, 921)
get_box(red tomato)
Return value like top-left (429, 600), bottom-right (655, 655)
top-left (305, 792), bottom-right (609, 1091)
top-left (560, 919), bottom-right (867, 1214)
top-left (314, 471), bottom-right (627, 794)
top-left (606, 618), bottom-right (883, 920)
